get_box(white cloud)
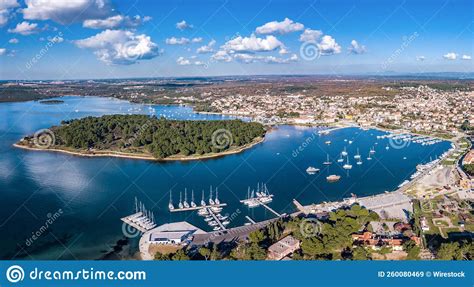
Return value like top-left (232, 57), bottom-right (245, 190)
top-left (317, 35), bottom-right (341, 55)
top-left (348, 40), bottom-right (366, 54)
top-left (461, 54), bottom-right (471, 60)
top-left (416, 56), bottom-right (425, 61)
top-left (256, 18), bottom-right (304, 34)
top-left (0, 0), bottom-right (19, 27)
top-left (8, 21), bottom-right (41, 35)
top-left (443, 52), bottom-right (457, 60)
top-left (221, 34), bottom-right (284, 53)
top-left (176, 56), bottom-right (205, 66)
top-left (211, 50), bottom-right (232, 62)
top-left (176, 20), bottom-right (193, 30)
top-left (197, 39), bottom-right (216, 53)
top-left (23, 0), bottom-right (113, 24)
top-left (83, 15), bottom-right (148, 29)
top-left (165, 37), bottom-right (190, 45)
top-left (279, 47), bottom-right (289, 54)
top-left (74, 29), bottom-right (160, 65)
top-left (176, 56), bottom-right (190, 65)
top-left (191, 37), bottom-right (203, 43)
top-left (0, 48), bottom-right (6, 55)
top-left (299, 29), bottom-right (322, 42)
top-left (8, 38), bottom-right (19, 44)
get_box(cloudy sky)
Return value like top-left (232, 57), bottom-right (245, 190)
top-left (0, 0), bottom-right (472, 80)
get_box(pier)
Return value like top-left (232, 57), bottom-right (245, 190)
top-left (121, 199), bottom-right (156, 233)
top-left (245, 216), bottom-right (256, 224)
top-left (259, 201), bottom-right (281, 217)
top-left (240, 183), bottom-right (282, 217)
top-left (170, 203), bottom-right (227, 212)
top-left (206, 208), bottom-right (227, 230)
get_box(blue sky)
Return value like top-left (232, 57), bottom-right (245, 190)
top-left (0, 0), bottom-right (472, 80)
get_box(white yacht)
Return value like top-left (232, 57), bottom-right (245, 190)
top-left (367, 152), bottom-right (372, 160)
top-left (337, 153), bottom-right (344, 163)
top-left (190, 190), bottom-right (196, 208)
top-left (209, 187), bottom-right (215, 205)
top-left (343, 157), bottom-right (352, 170)
top-left (200, 190), bottom-right (206, 206)
top-left (341, 147), bottom-right (348, 156)
top-left (178, 192), bottom-right (184, 209)
top-left (168, 191), bottom-right (174, 210)
top-left (183, 189), bottom-right (190, 208)
top-left (323, 154), bottom-right (332, 165)
top-left (306, 166), bottom-right (320, 174)
top-left (354, 148), bottom-right (361, 159)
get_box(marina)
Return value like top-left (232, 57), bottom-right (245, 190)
top-left (0, 96), bottom-right (453, 259)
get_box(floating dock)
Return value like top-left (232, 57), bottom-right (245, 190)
top-left (206, 207), bottom-right (227, 230)
top-left (170, 203), bottom-right (227, 212)
top-left (121, 211), bottom-right (156, 233)
top-left (245, 216), bottom-right (256, 224)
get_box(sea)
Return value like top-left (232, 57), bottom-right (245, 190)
top-left (0, 96), bottom-right (451, 259)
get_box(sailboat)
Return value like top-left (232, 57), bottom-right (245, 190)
top-left (343, 157), bottom-right (352, 169)
top-left (341, 147), bottom-right (348, 156)
top-left (354, 148), bottom-right (361, 159)
top-left (370, 147), bottom-right (375, 154)
top-left (356, 158), bottom-right (362, 165)
top-left (323, 154), bottom-right (332, 165)
top-left (337, 153), bottom-right (344, 163)
top-left (191, 190), bottom-right (196, 207)
top-left (209, 187), bottom-right (215, 205)
top-left (367, 152), bottom-right (372, 161)
top-left (178, 192), bottom-right (183, 209)
top-left (200, 190), bottom-right (206, 206)
top-left (168, 191), bottom-right (174, 210)
top-left (183, 188), bottom-right (190, 208)
top-left (215, 188), bottom-right (220, 205)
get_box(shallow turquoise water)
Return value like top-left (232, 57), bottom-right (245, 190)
top-left (0, 96), bottom-right (451, 259)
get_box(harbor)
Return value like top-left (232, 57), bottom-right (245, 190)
top-left (0, 96), bottom-right (454, 259)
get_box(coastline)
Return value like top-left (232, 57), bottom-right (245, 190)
top-left (13, 137), bottom-right (265, 162)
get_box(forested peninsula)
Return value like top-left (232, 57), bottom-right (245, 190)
top-left (15, 114), bottom-right (266, 161)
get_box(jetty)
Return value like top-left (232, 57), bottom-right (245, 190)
top-left (169, 187), bottom-right (227, 212)
top-left (240, 183), bottom-right (282, 217)
top-left (206, 207), bottom-right (227, 230)
top-left (121, 199), bottom-right (156, 233)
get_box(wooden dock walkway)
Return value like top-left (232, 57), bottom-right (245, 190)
top-left (245, 216), bottom-right (256, 224)
top-left (206, 208), bottom-right (227, 230)
top-left (169, 203), bottom-right (227, 212)
top-left (121, 212), bottom-right (156, 233)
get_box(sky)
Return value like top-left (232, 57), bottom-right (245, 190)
top-left (0, 0), bottom-right (472, 80)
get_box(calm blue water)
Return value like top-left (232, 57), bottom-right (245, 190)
top-left (0, 96), bottom-right (451, 259)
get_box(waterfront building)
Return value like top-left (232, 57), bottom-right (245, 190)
top-left (267, 235), bottom-right (300, 260)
